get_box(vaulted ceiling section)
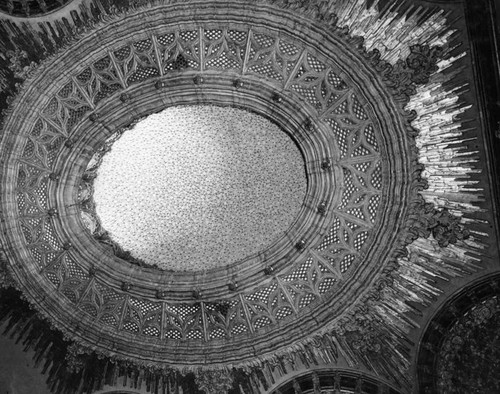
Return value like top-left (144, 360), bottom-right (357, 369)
top-left (0, 0), bottom-right (499, 393)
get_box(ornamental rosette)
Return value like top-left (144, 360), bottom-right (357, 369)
top-left (194, 369), bottom-right (234, 394)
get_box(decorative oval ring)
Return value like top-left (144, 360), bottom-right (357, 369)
top-left (0, 1), bottom-right (415, 367)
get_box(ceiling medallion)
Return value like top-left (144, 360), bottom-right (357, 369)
top-left (0, 0), bottom-right (482, 392)
top-left (1, 4), bottom-right (395, 359)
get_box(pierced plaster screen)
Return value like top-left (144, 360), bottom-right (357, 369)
top-left (93, 106), bottom-right (307, 270)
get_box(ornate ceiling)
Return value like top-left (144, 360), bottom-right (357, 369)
top-left (0, 0), bottom-right (498, 393)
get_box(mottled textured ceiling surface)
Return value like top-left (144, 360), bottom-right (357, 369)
top-left (92, 105), bottom-right (306, 271)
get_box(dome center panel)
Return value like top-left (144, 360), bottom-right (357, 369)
top-left (93, 105), bottom-right (307, 271)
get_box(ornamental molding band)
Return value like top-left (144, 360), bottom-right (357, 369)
top-left (0, 0), bottom-right (495, 393)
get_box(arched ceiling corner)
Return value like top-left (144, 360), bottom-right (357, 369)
top-left (418, 273), bottom-right (500, 393)
top-left (0, 0), bottom-right (76, 18)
